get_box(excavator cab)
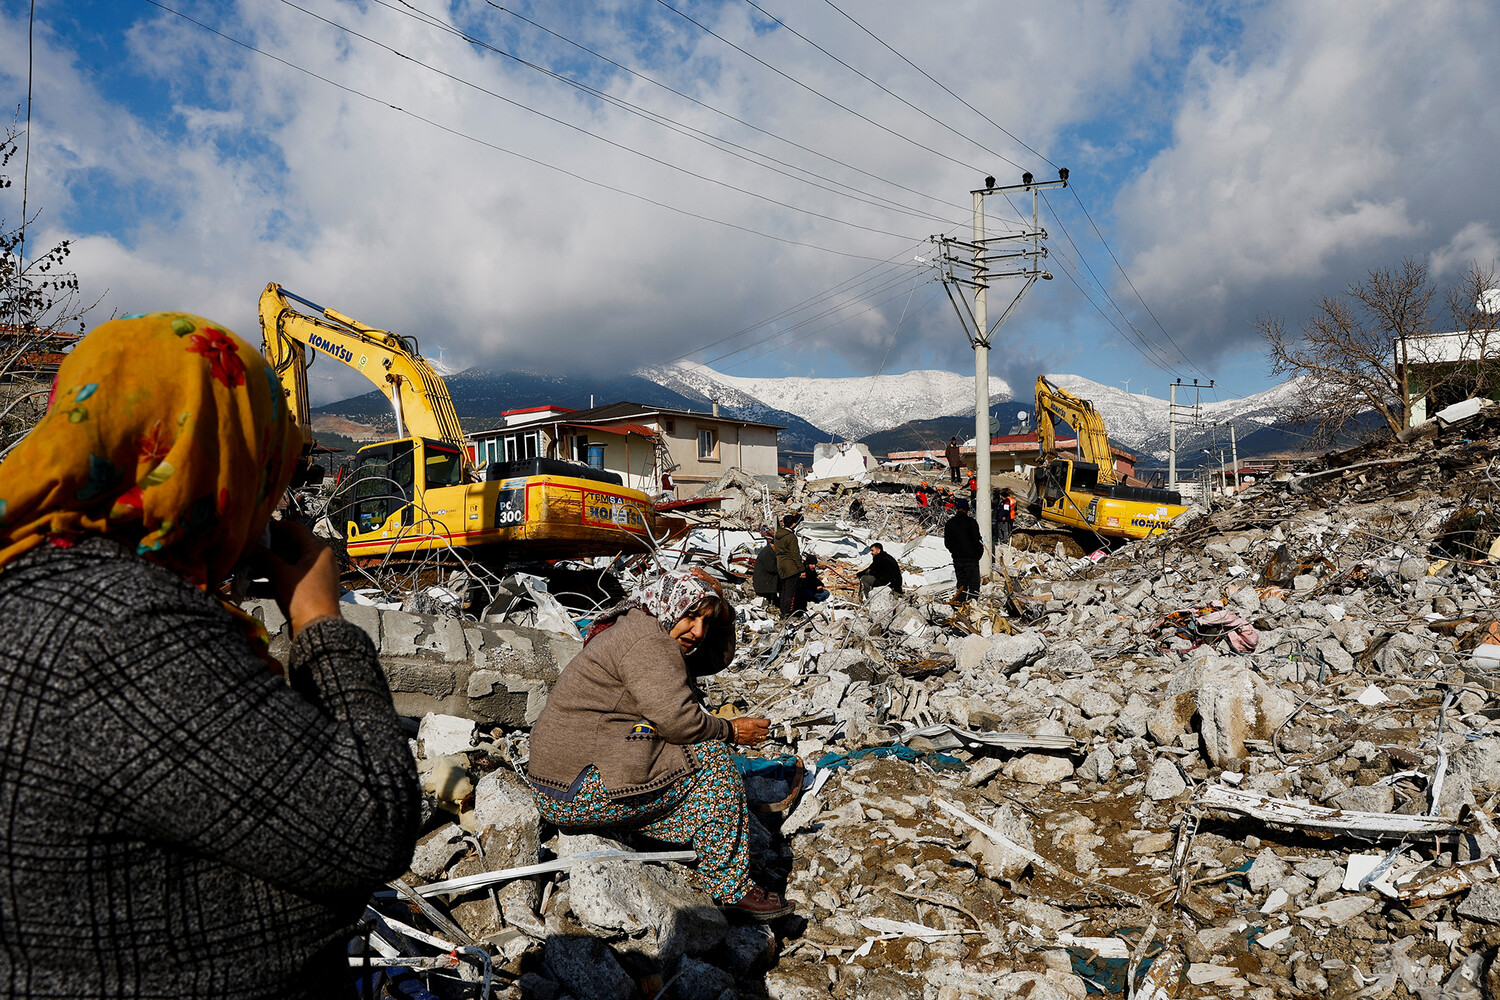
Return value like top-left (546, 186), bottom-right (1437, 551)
top-left (349, 439), bottom-right (416, 535)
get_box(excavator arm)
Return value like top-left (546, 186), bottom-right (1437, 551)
top-left (259, 282), bottom-right (473, 479)
top-left (1034, 375), bottom-right (1119, 485)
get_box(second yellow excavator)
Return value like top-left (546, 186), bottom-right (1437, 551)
top-left (1032, 375), bottom-right (1188, 541)
top-left (259, 282), bottom-right (680, 567)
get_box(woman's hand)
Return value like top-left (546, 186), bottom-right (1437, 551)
top-left (264, 520), bottom-right (343, 636)
top-left (730, 716), bottom-right (772, 745)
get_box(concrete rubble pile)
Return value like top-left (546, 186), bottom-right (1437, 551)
top-left (255, 404), bottom-right (1500, 998)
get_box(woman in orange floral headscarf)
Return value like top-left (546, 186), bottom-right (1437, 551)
top-left (0, 313), bottom-right (418, 999)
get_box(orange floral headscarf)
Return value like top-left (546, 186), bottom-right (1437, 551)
top-left (0, 312), bottom-right (300, 647)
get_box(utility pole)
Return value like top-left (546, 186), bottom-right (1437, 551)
top-left (933, 168), bottom-right (1068, 580)
top-left (1167, 378), bottom-right (1214, 499)
top-left (1168, 382), bottom-right (1177, 490)
top-left (1228, 422), bottom-right (1238, 494)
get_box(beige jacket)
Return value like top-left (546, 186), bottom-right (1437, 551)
top-left (527, 608), bottom-right (734, 801)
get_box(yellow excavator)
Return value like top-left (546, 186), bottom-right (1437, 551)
top-left (1032, 375), bottom-right (1188, 541)
top-left (258, 282), bottom-right (678, 567)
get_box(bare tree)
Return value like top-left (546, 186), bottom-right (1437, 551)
top-left (1434, 261), bottom-right (1500, 405)
top-left (0, 111), bottom-right (97, 452)
top-left (1257, 257), bottom-right (1437, 442)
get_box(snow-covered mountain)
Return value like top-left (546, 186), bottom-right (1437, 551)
top-left (640, 362), bottom-right (1298, 460)
top-left (643, 362), bottom-right (1013, 441)
top-left (1044, 374), bottom-right (1301, 460)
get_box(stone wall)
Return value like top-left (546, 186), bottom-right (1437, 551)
top-left (244, 600), bottom-right (581, 728)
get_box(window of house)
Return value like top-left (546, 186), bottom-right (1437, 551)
top-left (663, 419), bottom-right (675, 434)
top-left (522, 432), bottom-right (539, 460)
top-left (503, 436), bottom-right (518, 462)
top-left (697, 427), bottom-right (718, 460)
top-left (573, 434), bottom-right (589, 462)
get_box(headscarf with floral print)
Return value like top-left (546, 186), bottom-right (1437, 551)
top-left (584, 570), bottom-right (725, 645)
top-left (0, 313), bottom-right (300, 661)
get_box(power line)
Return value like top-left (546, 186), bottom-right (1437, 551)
top-left (1041, 192), bottom-right (1182, 372)
top-left (798, 0), bottom-right (1212, 378)
top-left (364, 0), bottom-right (958, 227)
top-left (1067, 185), bottom-right (1208, 377)
top-left (816, 0), bottom-right (1058, 171)
top-left (274, 0), bottom-right (922, 241)
top-left (712, 274), bottom-right (938, 371)
top-left (484, 3), bottom-right (971, 221)
top-left (140, 0), bottom-right (902, 262)
top-left (18, 0), bottom-right (35, 264)
top-left (662, 244), bottom-right (927, 367)
top-left (699, 262), bottom-right (927, 368)
top-left (652, 0), bottom-right (1002, 187)
top-left (737, 0), bottom-right (1030, 173)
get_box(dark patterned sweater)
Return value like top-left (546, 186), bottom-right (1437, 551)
top-left (0, 537), bottom-right (419, 998)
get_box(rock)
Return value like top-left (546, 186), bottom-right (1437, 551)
top-left (724, 923), bottom-right (778, 973)
top-left (673, 955), bottom-right (736, 1000)
top-left (1331, 784), bottom-right (1395, 813)
top-left (1292, 573), bottom-right (1318, 592)
top-left (544, 935), bottom-right (633, 1000)
top-left (1004, 753), bottom-right (1075, 784)
top-left (1229, 586), bottom-right (1260, 614)
top-left (810, 671), bottom-right (851, 712)
top-left (966, 802), bottom-right (1034, 880)
top-left (516, 973), bottom-right (560, 1000)
top-left (978, 631), bottom-right (1047, 675)
top-left (1314, 636), bottom-right (1355, 674)
top-left (1296, 896), bottom-right (1376, 922)
top-left (1194, 663), bottom-right (1257, 766)
top-left (409, 822), bottom-right (466, 880)
top-left (1145, 758), bottom-right (1187, 800)
top-left (566, 846), bottom-right (727, 964)
top-left (1458, 883), bottom-right (1500, 924)
top-left (1459, 737), bottom-right (1500, 798)
top-left (954, 634), bottom-right (992, 674)
top-left (1077, 747), bottom-right (1116, 782)
top-left (1247, 848), bottom-right (1289, 892)
top-left (472, 768), bottom-right (542, 916)
top-left (466, 671), bottom-right (550, 727)
top-left (1399, 556), bottom-right (1427, 581)
top-left (866, 587), bottom-right (900, 631)
top-left (417, 713), bottom-right (476, 757)
top-left (1046, 641), bottom-right (1094, 674)
top-left (1079, 690), bottom-right (1121, 719)
top-left (1330, 619), bottom-right (1369, 654)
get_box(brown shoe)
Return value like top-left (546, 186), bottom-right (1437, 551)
top-left (721, 886), bottom-right (793, 921)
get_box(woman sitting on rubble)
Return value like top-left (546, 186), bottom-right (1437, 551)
top-left (0, 313), bottom-right (418, 998)
top-left (527, 570), bottom-right (794, 920)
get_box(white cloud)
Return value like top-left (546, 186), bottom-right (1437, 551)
top-left (1, 1), bottom-right (1257, 402)
top-left (1115, 0), bottom-right (1500, 362)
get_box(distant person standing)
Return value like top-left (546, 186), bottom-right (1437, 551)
top-left (858, 542), bottom-right (904, 598)
top-left (943, 498), bottom-right (984, 601)
top-left (995, 487), bottom-right (1018, 546)
top-left (944, 438), bottom-right (963, 484)
top-left (752, 536), bottom-right (779, 602)
top-left (773, 513), bottom-right (804, 617)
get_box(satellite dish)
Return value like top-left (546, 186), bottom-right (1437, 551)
top-left (1017, 410), bottom-right (1029, 422)
top-left (1479, 288), bottom-right (1500, 315)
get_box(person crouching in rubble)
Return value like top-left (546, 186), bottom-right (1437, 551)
top-left (0, 314), bottom-right (419, 998)
top-left (526, 570), bottom-right (794, 920)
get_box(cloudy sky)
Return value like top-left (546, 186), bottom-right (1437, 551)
top-left (1, 0), bottom-right (1495, 405)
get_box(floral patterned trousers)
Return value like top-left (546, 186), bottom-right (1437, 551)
top-left (531, 740), bottom-right (751, 903)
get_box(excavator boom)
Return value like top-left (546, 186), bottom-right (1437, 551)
top-left (1034, 375), bottom-right (1119, 484)
top-left (1029, 375), bottom-right (1187, 542)
top-left (259, 282), bottom-right (472, 478)
top-left (257, 281), bottom-right (681, 568)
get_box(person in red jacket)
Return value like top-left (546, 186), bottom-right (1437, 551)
top-left (995, 487), bottom-right (1018, 545)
